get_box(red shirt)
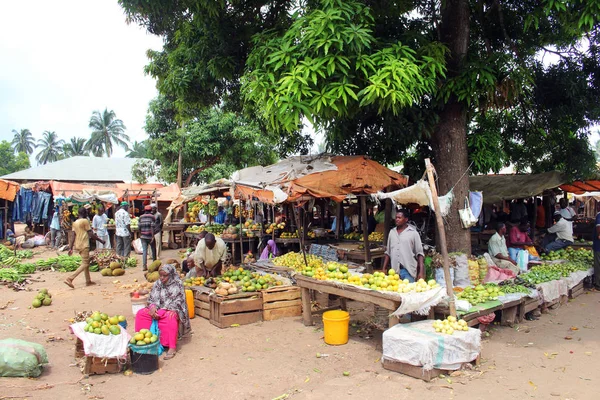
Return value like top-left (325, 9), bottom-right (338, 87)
top-left (508, 226), bottom-right (530, 247)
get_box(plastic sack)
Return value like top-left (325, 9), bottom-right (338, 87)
top-left (132, 238), bottom-right (143, 255)
top-left (129, 320), bottom-right (164, 356)
top-left (435, 267), bottom-right (455, 287)
top-left (516, 250), bottom-right (529, 272)
top-left (382, 320), bottom-right (481, 371)
top-left (453, 254), bottom-right (470, 288)
top-left (0, 338), bottom-right (48, 377)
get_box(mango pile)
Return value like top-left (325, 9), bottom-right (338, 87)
top-left (519, 261), bottom-right (589, 285)
top-left (220, 267), bottom-right (283, 292)
top-left (32, 288), bottom-right (52, 308)
top-left (541, 247), bottom-right (593, 263)
top-left (84, 312), bottom-right (126, 335)
top-left (432, 316), bottom-right (469, 335)
top-left (457, 283), bottom-right (504, 305)
top-left (129, 329), bottom-right (158, 346)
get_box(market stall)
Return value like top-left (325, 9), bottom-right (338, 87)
top-left (0, 179), bottom-right (19, 241)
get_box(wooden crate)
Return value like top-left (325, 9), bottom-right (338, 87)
top-left (262, 286), bottom-right (302, 321)
top-left (209, 292), bottom-right (263, 328)
top-left (84, 355), bottom-right (125, 375)
top-left (191, 286), bottom-right (211, 319)
top-left (569, 281), bottom-right (584, 299)
top-left (75, 338), bottom-right (85, 358)
top-left (382, 356), bottom-right (480, 382)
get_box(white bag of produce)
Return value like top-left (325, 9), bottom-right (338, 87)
top-left (453, 254), bottom-right (470, 288)
top-left (70, 322), bottom-right (131, 358)
top-left (132, 238), bottom-right (143, 255)
top-left (435, 267), bottom-right (454, 287)
top-left (382, 320), bottom-right (481, 371)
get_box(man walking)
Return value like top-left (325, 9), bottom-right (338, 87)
top-left (115, 201), bottom-right (131, 258)
top-left (151, 203), bottom-right (163, 257)
top-left (64, 208), bottom-right (105, 288)
top-left (382, 208), bottom-right (424, 282)
top-left (92, 206), bottom-right (111, 249)
top-left (140, 205), bottom-right (156, 271)
top-left (49, 206), bottom-right (62, 249)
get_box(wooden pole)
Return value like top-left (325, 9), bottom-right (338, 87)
top-left (383, 199), bottom-right (392, 247)
top-left (360, 195), bottom-right (372, 273)
top-left (239, 200), bottom-right (244, 266)
top-left (293, 204), bottom-right (308, 267)
top-left (425, 158), bottom-right (456, 318)
top-left (335, 202), bottom-right (341, 239)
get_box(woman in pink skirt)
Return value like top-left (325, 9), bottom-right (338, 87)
top-left (135, 264), bottom-right (191, 360)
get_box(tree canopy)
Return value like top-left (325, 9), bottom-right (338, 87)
top-left (36, 131), bottom-right (65, 165)
top-left (62, 137), bottom-right (89, 158)
top-left (144, 96), bottom-right (280, 185)
top-left (86, 109), bottom-right (130, 157)
top-left (120, 0), bottom-right (600, 251)
top-left (11, 129), bottom-right (35, 155)
top-left (0, 141), bottom-right (30, 176)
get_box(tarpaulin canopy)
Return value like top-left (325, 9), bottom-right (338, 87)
top-left (559, 180), bottom-right (600, 194)
top-left (50, 181), bottom-right (180, 203)
top-left (287, 155), bottom-right (408, 202)
top-left (118, 183), bottom-right (180, 202)
top-left (168, 179), bottom-right (232, 211)
top-left (469, 171), bottom-right (566, 204)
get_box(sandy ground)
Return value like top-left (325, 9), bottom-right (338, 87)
top-left (0, 246), bottom-right (598, 400)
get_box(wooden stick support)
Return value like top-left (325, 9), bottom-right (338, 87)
top-left (360, 195), bottom-right (372, 273)
top-left (425, 158), bottom-right (457, 317)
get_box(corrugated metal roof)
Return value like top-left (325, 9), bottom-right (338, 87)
top-left (0, 156), bottom-right (153, 183)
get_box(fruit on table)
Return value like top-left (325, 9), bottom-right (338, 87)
top-left (184, 276), bottom-right (206, 287)
top-left (541, 247), bottom-right (593, 263)
top-left (130, 217), bottom-right (139, 230)
top-left (519, 261), bottom-right (589, 285)
top-left (84, 312), bottom-right (126, 335)
top-left (272, 252), bottom-right (324, 271)
top-left (186, 224), bottom-right (206, 233)
top-left (215, 281), bottom-right (239, 296)
top-left (343, 232), bottom-right (362, 240)
top-left (129, 329), bottom-right (158, 346)
top-left (32, 288), bottom-right (52, 308)
top-left (433, 316), bottom-right (469, 335)
top-left (457, 283), bottom-right (504, 305)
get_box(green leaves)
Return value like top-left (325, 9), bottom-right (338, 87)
top-left (242, 0), bottom-right (446, 133)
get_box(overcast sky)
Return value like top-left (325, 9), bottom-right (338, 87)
top-left (0, 1), bottom-right (162, 160)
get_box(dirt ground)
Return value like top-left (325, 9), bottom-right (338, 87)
top-left (0, 245), bottom-right (598, 400)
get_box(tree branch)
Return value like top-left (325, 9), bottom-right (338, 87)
top-left (183, 156), bottom-right (220, 187)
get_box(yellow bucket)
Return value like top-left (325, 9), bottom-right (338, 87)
top-left (185, 289), bottom-right (195, 319)
top-left (323, 310), bottom-right (350, 345)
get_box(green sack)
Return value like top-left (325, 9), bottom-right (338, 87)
top-left (0, 338), bottom-right (49, 377)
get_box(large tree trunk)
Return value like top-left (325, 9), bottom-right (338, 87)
top-left (431, 0), bottom-right (471, 253)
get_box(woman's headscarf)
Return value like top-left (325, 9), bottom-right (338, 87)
top-left (260, 240), bottom-right (279, 260)
top-left (148, 264), bottom-right (191, 334)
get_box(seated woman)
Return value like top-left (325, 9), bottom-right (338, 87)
top-left (260, 239), bottom-right (279, 260)
top-left (135, 264), bottom-right (191, 360)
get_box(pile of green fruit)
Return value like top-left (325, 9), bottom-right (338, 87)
top-left (125, 257), bottom-right (137, 268)
top-left (83, 311), bottom-right (126, 335)
top-left (457, 283), bottom-right (504, 305)
top-left (32, 288), bottom-right (52, 308)
top-left (497, 282), bottom-right (532, 294)
top-left (130, 329), bottom-right (158, 346)
top-left (35, 255), bottom-right (82, 272)
top-left (519, 261), bottom-right (589, 285)
top-left (541, 247), bottom-right (593, 263)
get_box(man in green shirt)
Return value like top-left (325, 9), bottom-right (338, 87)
top-left (488, 223), bottom-right (520, 274)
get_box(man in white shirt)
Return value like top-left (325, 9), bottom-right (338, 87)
top-left (382, 209), bottom-right (424, 282)
top-left (190, 233), bottom-right (227, 278)
top-left (543, 212), bottom-right (574, 252)
top-left (92, 206), bottom-right (111, 249)
top-left (115, 202), bottom-right (131, 257)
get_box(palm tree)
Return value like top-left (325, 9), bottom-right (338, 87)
top-left (62, 137), bottom-right (89, 158)
top-left (85, 109), bottom-right (130, 157)
top-left (11, 129), bottom-right (35, 155)
top-left (36, 131), bottom-right (65, 165)
top-left (126, 141), bottom-right (148, 158)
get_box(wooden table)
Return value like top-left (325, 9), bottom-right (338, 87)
top-left (294, 274), bottom-right (404, 328)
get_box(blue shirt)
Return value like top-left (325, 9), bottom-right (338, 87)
top-left (50, 212), bottom-right (61, 230)
top-left (214, 211), bottom-right (227, 224)
top-left (331, 216), bottom-right (351, 233)
top-left (594, 212), bottom-right (600, 252)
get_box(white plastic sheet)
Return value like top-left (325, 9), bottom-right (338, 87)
top-left (391, 286), bottom-right (447, 317)
top-left (382, 320), bottom-right (481, 371)
top-left (70, 322), bottom-right (131, 358)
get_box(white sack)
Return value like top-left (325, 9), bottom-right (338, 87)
top-left (382, 320), bottom-right (481, 371)
top-left (70, 322), bottom-right (131, 358)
